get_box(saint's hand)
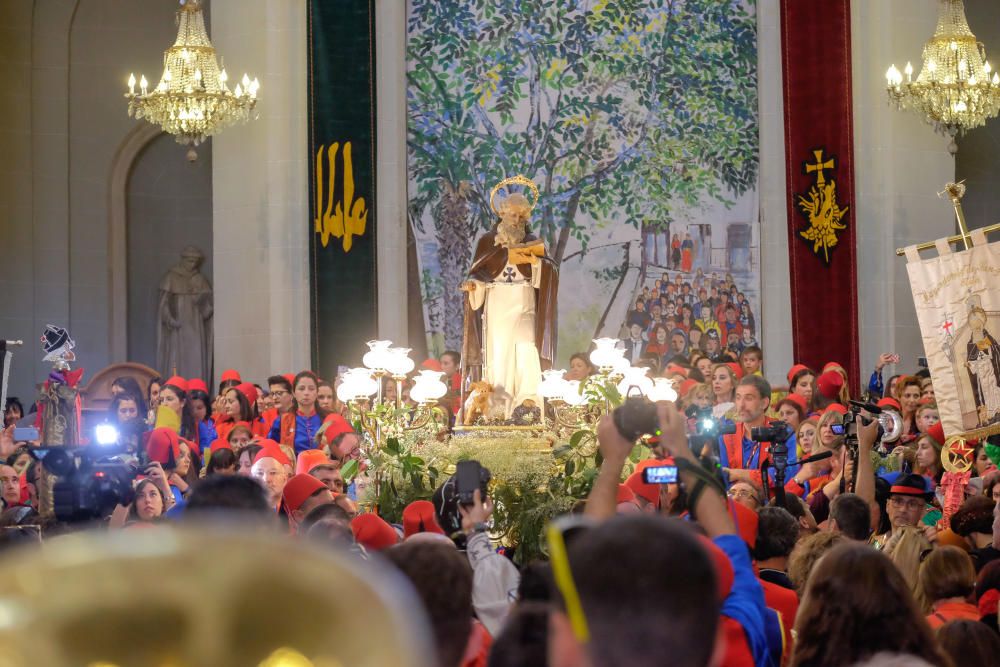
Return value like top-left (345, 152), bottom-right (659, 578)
top-left (459, 281), bottom-right (476, 292)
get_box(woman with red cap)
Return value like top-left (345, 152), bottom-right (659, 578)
top-left (216, 383), bottom-right (267, 443)
top-left (773, 394), bottom-right (806, 431)
top-left (786, 365), bottom-right (815, 405)
top-left (159, 377), bottom-right (198, 444)
top-left (269, 371), bottom-right (328, 455)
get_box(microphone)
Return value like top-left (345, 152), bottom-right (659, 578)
top-left (798, 450), bottom-right (833, 465)
top-left (850, 400), bottom-right (881, 414)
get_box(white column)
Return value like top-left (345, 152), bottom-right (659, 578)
top-left (211, 0), bottom-right (310, 384)
top-left (375, 0), bottom-right (408, 343)
top-left (851, 1), bottom-right (955, 376)
top-left (757, 0), bottom-right (794, 387)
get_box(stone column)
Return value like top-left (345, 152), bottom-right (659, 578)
top-left (210, 0), bottom-right (310, 384)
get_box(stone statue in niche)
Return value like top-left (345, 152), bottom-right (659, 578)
top-left (156, 246), bottom-right (213, 380)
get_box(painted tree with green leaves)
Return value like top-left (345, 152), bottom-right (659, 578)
top-left (407, 0), bottom-right (758, 350)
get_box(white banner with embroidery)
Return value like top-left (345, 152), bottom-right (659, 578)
top-left (904, 229), bottom-right (1000, 439)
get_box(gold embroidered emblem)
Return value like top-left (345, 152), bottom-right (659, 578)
top-left (795, 149), bottom-right (849, 264)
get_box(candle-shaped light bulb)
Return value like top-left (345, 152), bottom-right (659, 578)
top-left (194, 68), bottom-right (202, 82)
top-left (904, 61), bottom-right (913, 82)
top-left (164, 69), bottom-right (172, 82)
top-left (992, 72), bottom-right (999, 85)
top-left (985, 60), bottom-right (992, 74)
top-left (140, 75), bottom-right (148, 94)
top-left (242, 73), bottom-right (251, 89)
top-left (219, 68), bottom-right (228, 83)
top-left (128, 73), bottom-right (136, 94)
top-left (234, 83), bottom-right (243, 97)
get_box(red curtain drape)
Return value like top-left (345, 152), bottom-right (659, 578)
top-left (780, 0), bottom-right (860, 388)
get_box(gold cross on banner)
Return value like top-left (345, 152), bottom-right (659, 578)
top-left (805, 149), bottom-right (835, 186)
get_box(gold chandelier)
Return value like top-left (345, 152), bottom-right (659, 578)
top-left (125, 0), bottom-right (259, 159)
top-left (885, 0), bottom-right (1000, 153)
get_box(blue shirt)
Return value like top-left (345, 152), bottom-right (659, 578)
top-left (198, 420), bottom-right (218, 448)
top-left (268, 412), bottom-right (324, 454)
top-left (715, 534), bottom-right (773, 667)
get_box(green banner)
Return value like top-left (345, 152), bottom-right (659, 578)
top-left (308, 0), bottom-right (377, 378)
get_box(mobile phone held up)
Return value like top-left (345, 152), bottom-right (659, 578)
top-left (642, 464), bottom-right (678, 485)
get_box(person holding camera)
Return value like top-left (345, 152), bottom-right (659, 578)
top-left (719, 375), bottom-right (800, 493)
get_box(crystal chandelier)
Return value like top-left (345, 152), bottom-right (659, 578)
top-left (885, 0), bottom-right (1000, 154)
top-left (125, 0), bottom-right (259, 160)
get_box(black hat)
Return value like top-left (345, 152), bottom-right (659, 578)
top-left (889, 473), bottom-right (932, 500)
top-left (40, 324), bottom-right (70, 354)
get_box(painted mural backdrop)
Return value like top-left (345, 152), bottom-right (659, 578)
top-left (407, 0), bottom-right (760, 368)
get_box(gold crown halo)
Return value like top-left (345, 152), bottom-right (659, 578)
top-left (490, 174), bottom-right (540, 217)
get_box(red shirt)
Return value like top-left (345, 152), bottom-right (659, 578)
top-left (926, 600), bottom-right (980, 629)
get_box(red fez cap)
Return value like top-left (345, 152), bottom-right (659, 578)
top-left (728, 499), bottom-right (759, 549)
top-left (296, 449), bottom-right (334, 476)
top-left (825, 403), bottom-right (848, 416)
top-left (927, 421), bottom-right (945, 447)
top-left (146, 427), bottom-right (181, 466)
top-left (236, 382), bottom-right (258, 405)
top-left (421, 358), bottom-right (443, 372)
top-left (282, 474), bottom-right (328, 514)
top-left (678, 378), bottom-right (699, 398)
top-left (787, 364), bottom-right (809, 384)
top-left (816, 370), bottom-right (844, 400)
top-left (221, 369), bottom-right (242, 383)
top-left (402, 500), bottom-right (445, 538)
top-left (253, 440), bottom-right (291, 468)
top-left (917, 396), bottom-right (934, 407)
top-left (187, 378), bottom-right (209, 394)
top-left (616, 484), bottom-right (639, 506)
top-left (320, 413), bottom-right (354, 444)
top-left (665, 364), bottom-right (689, 378)
top-left (283, 373), bottom-right (295, 384)
top-left (725, 362), bottom-right (744, 380)
top-left (209, 438), bottom-right (231, 454)
top-left (876, 397), bottom-right (901, 411)
top-left (779, 392), bottom-right (808, 413)
top-left (351, 513), bottom-right (400, 551)
top-left (164, 376), bottom-right (188, 393)
top-left (184, 436), bottom-right (200, 459)
top-left (823, 362), bottom-right (844, 373)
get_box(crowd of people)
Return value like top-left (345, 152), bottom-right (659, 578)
top-left (1, 340), bottom-right (999, 667)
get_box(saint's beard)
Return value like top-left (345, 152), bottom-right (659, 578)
top-left (495, 217), bottom-right (527, 248)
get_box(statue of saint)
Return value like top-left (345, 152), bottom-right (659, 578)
top-left (461, 176), bottom-right (558, 418)
top-left (156, 246), bottom-right (213, 380)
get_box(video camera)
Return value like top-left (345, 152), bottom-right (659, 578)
top-left (31, 424), bottom-right (147, 522)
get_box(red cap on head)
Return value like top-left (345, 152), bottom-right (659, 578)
top-left (402, 500), bottom-right (445, 538)
top-left (236, 382), bottom-right (258, 405)
top-left (816, 370), bottom-right (844, 400)
top-left (678, 378), bottom-right (699, 398)
top-left (296, 449), bottom-right (334, 476)
top-left (927, 421), bottom-right (946, 447)
top-left (253, 441), bottom-right (291, 468)
top-left (616, 484), bottom-right (639, 506)
top-left (351, 513), bottom-right (400, 551)
top-left (823, 362), bottom-right (844, 373)
top-left (164, 376), bottom-right (189, 393)
top-left (421, 358), bottom-right (443, 372)
top-left (824, 403), bottom-right (848, 416)
top-left (320, 413), bottom-right (354, 445)
top-left (728, 499), bottom-right (759, 549)
top-left (221, 369), bottom-right (242, 383)
top-left (876, 397), bottom-right (902, 411)
top-left (146, 427), bottom-right (181, 466)
top-left (725, 362), bottom-right (744, 380)
top-left (786, 364), bottom-right (809, 384)
top-left (282, 474), bottom-right (328, 513)
top-left (779, 392), bottom-right (808, 413)
top-left (209, 438), bottom-right (231, 454)
top-left (283, 373), bottom-right (295, 385)
top-left (187, 378), bottom-right (209, 394)
top-left (665, 364), bottom-right (689, 378)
